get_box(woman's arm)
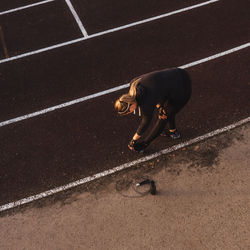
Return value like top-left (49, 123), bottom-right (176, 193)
top-left (128, 112), bottom-right (152, 150)
top-left (133, 133), bottom-right (141, 140)
top-left (136, 114), bottom-right (152, 136)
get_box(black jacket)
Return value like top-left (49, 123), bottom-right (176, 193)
top-left (132, 68), bottom-right (191, 135)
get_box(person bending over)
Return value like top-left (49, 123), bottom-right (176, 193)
top-left (114, 68), bottom-right (192, 152)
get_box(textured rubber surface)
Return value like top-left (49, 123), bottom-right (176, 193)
top-left (0, 0), bottom-right (249, 206)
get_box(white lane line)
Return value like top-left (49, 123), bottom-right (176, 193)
top-left (0, 83), bottom-right (130, 127)
top-left (89, 0), bottom-right (219, 38)
top-left (64, 0), bottom-right (88, 37)
top-left (0, 42), bottom-right (249, 128)
top-left (180, 42), bottom-right (250, 69)
top-left (0, 0), bottom-right (55, 16)
top-left (0, 36), bottom-right (84, 64)
top-left (0, 0), bottom-right (219, 64)
top-left (0, 117), bottom-right (249, 212)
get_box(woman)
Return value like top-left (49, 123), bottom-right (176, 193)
top-left (114, 68), bottom-right (192, 152)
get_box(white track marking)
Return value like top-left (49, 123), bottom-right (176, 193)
top-left (88, 0), bottom-right (219, 38)
top-left (0, 37), bottom-right (84, 64)
top-left (64, 0), bottom-right (88, 37)
top-left (0, 42), bottom-right (249, 128)
top-left (0, 0), bottom-right (219, 64)
top-left (180, 43), bottom-right (250, 69)
top-left (0, 83), bottom-right (130, 127)
top-left (0, 0), bottom-right (55, 16)
top-left (0, 117), bottom-right (249, 212)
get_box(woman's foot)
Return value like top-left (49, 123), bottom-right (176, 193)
top-left (161, 129), bottom-right (181, 139)
top-left (169, 129), bottom-right (181, 139)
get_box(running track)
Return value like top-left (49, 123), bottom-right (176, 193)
top-left (0, 0), bottom-right (249, 210)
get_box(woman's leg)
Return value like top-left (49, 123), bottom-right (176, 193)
top-left (142, 102), bottom-right (181, 145)
top-left (166, 105), bottom-right (181, 139)
top-left (165, 103), bottom-right (177, 130)
top-left (162, 69), bottom-right (192, 137)
top-left (160, 102), bottom-right (185, 138)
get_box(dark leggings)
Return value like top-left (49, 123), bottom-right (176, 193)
top-left (144, 70), bottom-right (191, 145)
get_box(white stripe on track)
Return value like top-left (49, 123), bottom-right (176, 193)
top-left (0, 0), bottom-right (55, 16)
top-left (89, 0), bottom-right (219, 39)
top-left (0, 0), bottom-right (219, 64)
top-left (180, 43), bottom-right (250, 69)
top-left (0, 83), bottom-right (130, 127)
top-left (0, 117), bottom-right (249, 212)
top-left (0, 42), bottom-right (249, 128)
top-left (64, 0), bottom-right (88, 37)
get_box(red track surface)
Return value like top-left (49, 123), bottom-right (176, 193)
top-left (0, 0), bottom-right (249, 206)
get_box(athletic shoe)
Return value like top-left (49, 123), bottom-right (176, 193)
top-left (169, 130), bottom-right (181, 139)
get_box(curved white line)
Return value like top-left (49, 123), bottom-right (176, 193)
top-left (0, 117), bottom-right (249, 212)
top-left (0, 0), bottom-right (55, 16)
top-left (0, 0), bottom-right (219, 64)
top-left (0, 42), bottom-right (249, 128)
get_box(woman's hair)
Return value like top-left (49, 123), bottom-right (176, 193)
top-left (114, 78), bottom-right (141, 114)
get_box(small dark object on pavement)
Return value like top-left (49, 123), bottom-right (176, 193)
top-left (136, 179), bottom-right (157, 195)
top-left (150, 180), bottom-right (156, 195)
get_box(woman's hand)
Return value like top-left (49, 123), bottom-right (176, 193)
top-left (128, 139), bottom-right (148, 152)
top-left (128, 133), bottom-right (143, 151)
top-left (128, 139), bottom-right (136, 151)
